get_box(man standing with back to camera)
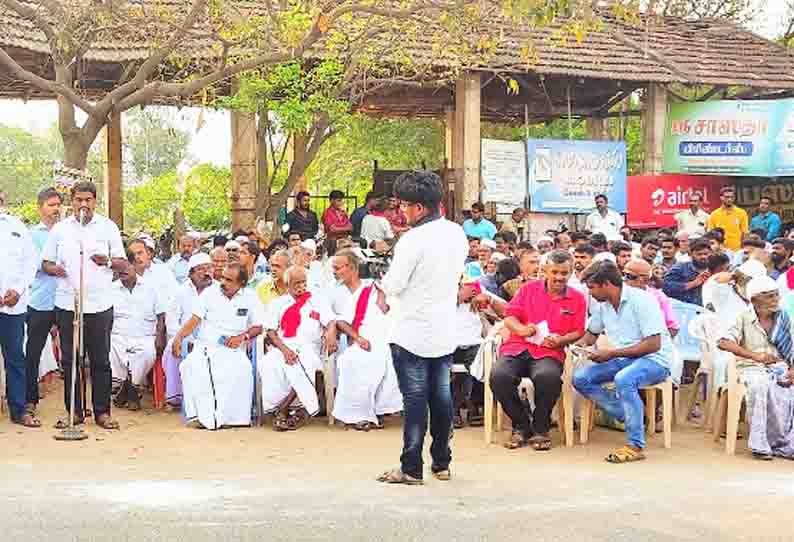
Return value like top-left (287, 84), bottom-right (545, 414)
top-left (375, 170), bottom-right (468, 485)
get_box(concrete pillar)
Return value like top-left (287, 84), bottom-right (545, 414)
top-left (103, 111), bottom-right (123, 228)
top-left (230, 109), bottom-right (258, 231)
top-left (444, 107), bottom-right (455, 169)
top-left (643, 83), bottom-right (668, 174)
top-left (586, 117), bottom-right (609, 141)
top-left (453, 72), bottom-right (482, 215)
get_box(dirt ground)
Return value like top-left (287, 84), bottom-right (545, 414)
top-left (2, 382), bottom-right (793, 542)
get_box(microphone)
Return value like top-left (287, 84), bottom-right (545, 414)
top-left (79, 207), bottom-right (86, 225)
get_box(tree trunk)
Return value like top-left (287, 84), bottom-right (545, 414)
top-left (62, 136), bottom-right (90, 170)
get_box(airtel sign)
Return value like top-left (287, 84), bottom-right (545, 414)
top-left (627, 174), bottom-right (733, 229)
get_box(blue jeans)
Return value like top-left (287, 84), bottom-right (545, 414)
top-left (390, 344), bottom-right (453, 479)
top-left (573, 357), bottom-right (669, 449)
top-left (0, 313), bottom-right (27, 421)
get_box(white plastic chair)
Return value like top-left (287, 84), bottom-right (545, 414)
top-left (711, 352), bottom-right (747, 455)
top-left (688, 313), bottom-right (722, 430)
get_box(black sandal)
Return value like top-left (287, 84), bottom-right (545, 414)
top-left (528, 434), bottom-right (552, 451)
top-left (273, 413), bottom-right (290, 432)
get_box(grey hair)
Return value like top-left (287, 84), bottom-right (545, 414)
top-left (271, 249), bottom-right (292, 265)
top-left (283, 264), bottom-right (306, 284)
top-left (209, 246), bottom-right (226, 258)
top-left (547, 249), bottom-right (573, 266)
top-left (334, 248), bottom-right (361, 270)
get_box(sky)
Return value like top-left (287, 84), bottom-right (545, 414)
top-left (0, 0), bottom-right (790, 170)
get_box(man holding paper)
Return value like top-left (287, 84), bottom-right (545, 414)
top-left (489, 250), bottom-right (586, 451)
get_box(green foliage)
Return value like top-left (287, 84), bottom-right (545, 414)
top-left (8, 200), bottom-right (40, 225)
top-left (0, 122), bottom-right (103, 206)
top-left (182, 164), bottom-right (231, 231)
top-left (125, 107), bottom-right (191, 182)
top-left (219, 60), bottom-right (351, 134)
top-left (124, 164), bottom-right (230, 235)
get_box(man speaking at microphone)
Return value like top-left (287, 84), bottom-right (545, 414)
top-left (375, 171), bottom-right (468, 485)
top-left (42, 181), bottom-right (126, 430)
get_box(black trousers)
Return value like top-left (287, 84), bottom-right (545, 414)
top-left (489, 352), bottom-right (563, 435)
top-left (25, 308), bottom-right (57, 405)
top-left (55, 307), bottom-right (114, 420)
top-left (452, 345), bottom-right (483, 410)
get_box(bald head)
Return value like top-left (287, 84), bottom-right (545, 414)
top-left (625, 258), bottom-right (651, 278)
top-left (285, 265), bottom-right (308, 298)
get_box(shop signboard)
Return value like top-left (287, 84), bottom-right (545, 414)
top-left (663, 99), bottom-right (794, 176)
top-left (480, 139), bottom-right (527, 214)
top-left (626, 174), bottom-right (732, 229)
top-left (527, 139), bottom-right (627, 214)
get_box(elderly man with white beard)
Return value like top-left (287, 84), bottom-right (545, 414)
top-left (171, 262), bottom-right (264, 429)
top-left (327, 249), bottom-right (402, 430)
top-left (259, 265), bottom-right (335, 431)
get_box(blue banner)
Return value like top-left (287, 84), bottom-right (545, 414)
top-left (527, 139), bottom-right (627, 214)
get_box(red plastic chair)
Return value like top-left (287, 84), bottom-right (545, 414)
top-left (152, 356), bottom-right (165, 409)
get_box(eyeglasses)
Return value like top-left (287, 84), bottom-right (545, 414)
top-left (623, 273), bottom-right (641, 281)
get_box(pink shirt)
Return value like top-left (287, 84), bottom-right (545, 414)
top-left (649, 287), bottom-right (679, 332)
top-left (500, 280), bottom-right (587, 363)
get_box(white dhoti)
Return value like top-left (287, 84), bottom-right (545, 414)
top-left (259, 341), bottom-right (322, 416)
top-left (180, 343), bottom-right (254, 429)
top-left (39, 334), bottom-right (59, 378)
top-left (110, 334), bottom-right (156, 386)
top-left (332, 343), bottom-right (402, 424)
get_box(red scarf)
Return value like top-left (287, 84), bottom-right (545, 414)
top-left (352, 284), bottom-right (374, 333)
top-left (787, 267), bottom-right (794, 291)
top-left (280, 292), bottom-right (312, 338)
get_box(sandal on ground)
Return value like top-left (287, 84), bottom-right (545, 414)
top-left (605, 446), bottom-right (646, 464)
top-left (372, 417), bottom-right (385, 430)
top-left (504, 430), bottom-right (530, 450)
top-left (287, 409), bottom-right (310, 431)
top-left (376, 468), bottom-right (424, 485)
top-left (453, 414), bottom-right (464, 429)
top-left (95, 414), bottom-right (120, 430)
top-left (273, 413), bottom-right (290, 432)
top-left (432, 468), bottom-right (451, 481)
top-left (528, 434), bottom-right (552, 451)
top-left (752, 451), bottom-right (774, 461)
top-left (13, 413), bottom-right (42, 428)
top-left (353, 421), bottom-right (371, 432)
top-left (54, 416), bottom-right (84, 429)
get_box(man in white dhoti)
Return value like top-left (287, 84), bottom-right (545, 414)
top-left (110, 261), bottom-right (167, 410)
top-left (171, 262), bottom-right (264, 429)
top-left (162, 253), bottom-right (213, 406)
top-left (259, 265), bottom-right (334, 431)
top-left (328, 249), bottom-right (402, 430)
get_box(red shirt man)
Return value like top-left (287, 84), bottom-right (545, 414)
top-left (489, 250), bottom-right (586, 449)
top-left (383, 196), bottom-right (409, 235)
top-left (322, 190), bottom-right (353, 241)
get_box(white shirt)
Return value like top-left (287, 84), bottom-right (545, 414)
top-left (381, 217), bottom-right (468, 358)
top-left (110, 277), bottom-right (166, 338)
top-left (361, 214), bottom-right (394, 245)
top-left (455, 303), bottom-right (484, 347)
top-left (675, 252), bottom-right (691, 263)
top-left (702, 278), bottom-right (750, 334)
top-left (0, 212), bottom-right (37, 315)
top-left (41, 214), bottom-right (125, 314)
top-left (142, 262), bottom-right (179, 310)
top-left (193, 282), bottom-right (264, 346)
top-left (675, 208), bottom-right (710, 236)
top-left (585, 209), bottom-right (624, 241)
top-left (264, 292), bottom-right (334, 353)
top-left (168, 253), bottom-right (192, 284)
top-left (167, 279), bottom-right (210, 339)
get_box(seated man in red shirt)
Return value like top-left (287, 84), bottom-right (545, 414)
top-left (489, 249), bottom-right (586, 451)
top-left (322, 190), bottom-right (353, 255)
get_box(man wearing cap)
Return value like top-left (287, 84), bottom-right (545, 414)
top-left (109, 261), bottom-right (167, 411)
top-left (719, 276), bottom-right (794, 459)
top-left (259, 265), bottom-right (334, 431)
top-left (172, 261), bottom-right (264, 429)
top-left (168, 234), bottom-right (196, 284)
top-left (163, 252), bottom-right (214, 406)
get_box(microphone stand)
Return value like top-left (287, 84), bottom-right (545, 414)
top-left (55, 208), bottom-right (88, 441)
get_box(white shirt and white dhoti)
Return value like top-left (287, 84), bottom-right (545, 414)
top-left (259, 292), bottom-right (333, 416)
top-left (180, 283), bottom-right (263, 429)
top-left (109, 277), bottom-right (166, 387)
top-left (331, 281), bottom-right (403, 425)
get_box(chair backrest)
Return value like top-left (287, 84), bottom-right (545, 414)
top-left (670, 299), bottom-right (705, 362)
